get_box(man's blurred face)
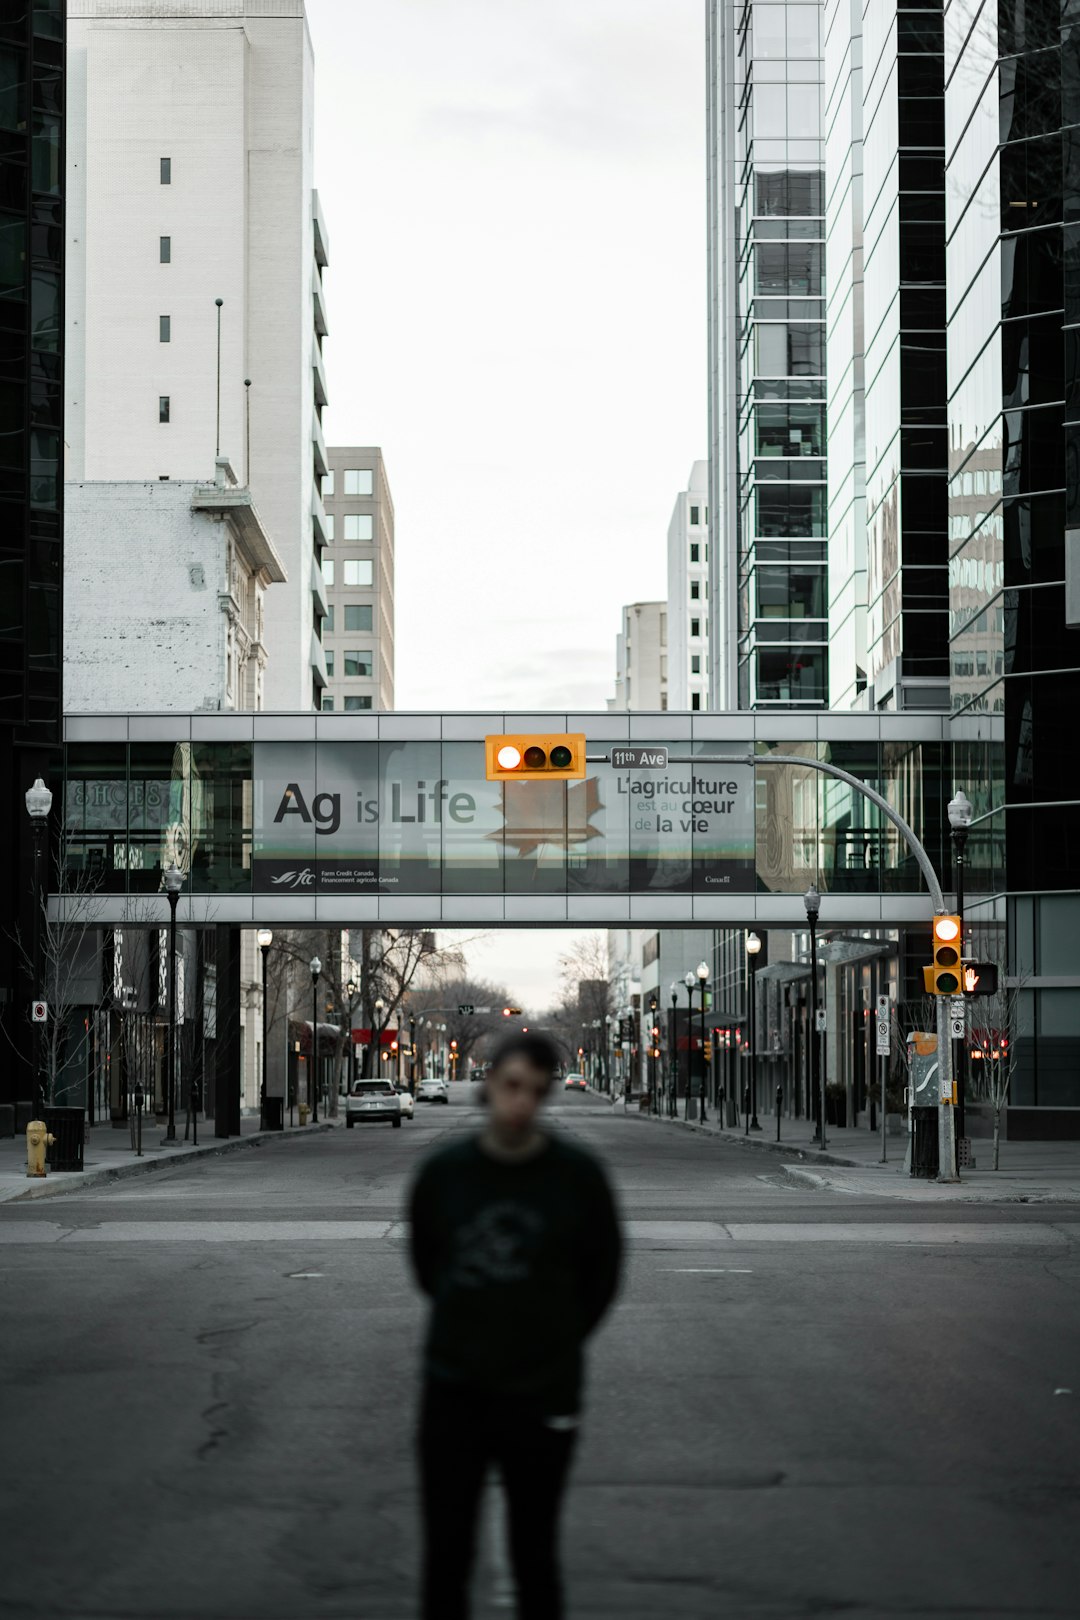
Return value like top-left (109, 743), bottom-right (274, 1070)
top-left (485, 1054), bottom-right (551, 1135)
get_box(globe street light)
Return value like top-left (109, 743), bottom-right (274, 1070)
top-left (370, 996), bottom-right (385, 1079)
top-left (162, 863), bottom-right (184, 1143)
top-left (648, 993), bottom-right (659, 1114)
top-left (309, 955), bottom-right (322, 1123)
top-left (669, 982), bottom-right (680, 1117)
top-left (803, 886), bottom-right (824, 1148)
top-left (346, 976), bottom-right (357, 1097)
top-left (696, 961), bottom-right (710, 1123)
top-left (257, 928), bottom-right (273, 1129)
top-left (947, 789), bottom-right (973, 1142)
top-left (24, 777), bottom-right (52, 1117)
top-left (745, 933), bottom-right (762, 1133)
top-left (682, 971), bottom-right (698, 1120)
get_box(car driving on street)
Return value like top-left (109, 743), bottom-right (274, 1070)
top-left (396, 1086), bottom-right (415, 1119)
top-left (564, 1073), bottom-right (587, 1092)
top-left (346, 1078), bottom-right (402, 1128)
top-left (416, 1078), bottom-right (449, 1104)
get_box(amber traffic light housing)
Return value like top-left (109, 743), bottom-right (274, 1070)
top-left (928, 914), bottom-right (963, 995)
top-left (485, 734), bottom-right (586, 781)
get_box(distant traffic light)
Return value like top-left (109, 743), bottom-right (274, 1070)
top-left (502, 1006), bottom-right (522, 1017)
top-left (928, 914), bottom-right (962, 995)
top-left (485, 733), bottom-right (586, 781)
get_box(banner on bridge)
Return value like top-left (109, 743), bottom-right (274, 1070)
top-left (251, 740), bottom-right (755, 897)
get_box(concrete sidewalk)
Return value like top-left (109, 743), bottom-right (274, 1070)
top-left (624, 1102), bottom-right (1080, 1202)
top-left (0, 1112), bottom-right (335, 1205)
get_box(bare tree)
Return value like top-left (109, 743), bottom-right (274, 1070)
top-left (266, 927), bottom-right (470, 1104)
top-left (554, 934), bottom-right (614, 1087)
top-left (970, 972), bottom-right (1028, 1170)
top-left (1, 848), bottom-right (107, 1109)
top-left (407, 976), bottom-right (519, 1073)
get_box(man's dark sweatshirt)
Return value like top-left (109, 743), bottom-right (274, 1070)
top-left (409, 1132), bottom-right (621, 1418)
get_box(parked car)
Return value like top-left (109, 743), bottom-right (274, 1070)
top-left (564, 1073), bottom-right (587, 1092)
top-left (346, 1079), bottom-right (402, 1128)
top-left (417, 1078), bottom-right (449, 1104)
top-left (395, 1086), bottom-right (414, 1119)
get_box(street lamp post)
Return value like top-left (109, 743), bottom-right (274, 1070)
top-left (804, 886), bottom-right (825, 1149)
top-left (309, 955), bottom-right (321, 1123)
top-left (669, 983), bottom-right (679, 1117)
top-left (162, 863), bottom-right (183, 1143)
top-left (409, 1014), bottom-right (416, 1095)
top-left (346, 977), bottom-right (357, 1100)
top-left (745, 933), bottom-right (762, 1133)
top-left (604, 1013), bottom-right (613, 1096)
top-left (648, 994), bottom-right (658, 1114)
top-left (371, 997), bottom-right (385, 1079)
top-left (257, 928), bottom-right (273, 1129)
top-left (682, 972), bottom-right (697, 1120)
top-left (24, 778), bottom-right (52, 1118)
top-left (695, 961), bottom-right (710, 1123)
top-left (947, 789), bottom-right (973, 1145)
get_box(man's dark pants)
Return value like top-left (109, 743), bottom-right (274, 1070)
top-left (418, 1381), bottom-right (576, 1620)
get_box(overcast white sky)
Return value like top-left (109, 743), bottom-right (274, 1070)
top-left (310, 0), bottom-right (706, 712)
top-left (308, 0), bottom-right (706, 1006)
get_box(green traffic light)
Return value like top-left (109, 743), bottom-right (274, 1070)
top-left (550, 745), bottom-right (572, 768)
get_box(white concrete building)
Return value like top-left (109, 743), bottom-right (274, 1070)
top-left (666, 461), bottom-right (709, 712)
top-left (65, 462), bottom-right (285, 713)
top-left (66, 0), bottom-right (330, 710)
top-left (608, 602), bottom-right (668, 711)
top-left (320, 448), bottom-right (395, 712)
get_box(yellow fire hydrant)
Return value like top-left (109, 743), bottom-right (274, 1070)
top-left (26, 1118), bottom-right (55, 1178)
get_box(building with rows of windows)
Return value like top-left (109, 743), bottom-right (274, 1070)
top-left (319, 448), bottom-right (395, 712)
top-left (666, 460), bottom-right (710, 711)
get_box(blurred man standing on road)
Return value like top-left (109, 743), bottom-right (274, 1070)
top-left (409, 1030), bottom-right (621, 1620)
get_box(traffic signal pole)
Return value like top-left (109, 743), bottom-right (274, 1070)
top-left (586, 748), bottom-right (959, 1182)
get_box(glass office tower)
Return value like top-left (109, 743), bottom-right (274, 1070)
top-left (709, 1), bottom-right (830, 711)
top-left (945, 0), bottom-right (1080, 1115)
top-left (0, 1), bottom-right (65, 1116)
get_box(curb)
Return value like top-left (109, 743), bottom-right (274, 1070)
top-left (1, 1121), bottom-right (336, 1205)
top-left (621, 1105), bottom-right (869, 1170)
top-left (781, 1161), bottom-right (1080, 1204)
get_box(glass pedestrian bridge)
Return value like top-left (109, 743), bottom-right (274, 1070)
top-left (57, 709), bottom-right (1003, 928)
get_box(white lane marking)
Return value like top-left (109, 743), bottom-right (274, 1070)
top-left (724, 1223), bottom-right (1073, 1245)
top-left (483, 1475), bottom-right (514, 1609)
top-left (287, 1271), bottom-right (324, 1279)
top-left (660, 1268), bottom-right (753, 1274)
top-left (626, 1221), bottom-right (730, 1241)
top-left (0, 1220), bottom-right (1073, 1247)
top-left (0, 1220), bottom-right (393, 1244)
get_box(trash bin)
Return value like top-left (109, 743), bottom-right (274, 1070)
top-left (43, 1106), bottom-right (85, 1172)
top-left (910, 1106), bottom-right (939, 1179)
top-left (263, 1097), bottom-right (284, 1131)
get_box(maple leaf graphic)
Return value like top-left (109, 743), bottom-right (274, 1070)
top-left (486, 778), bottom-right (605, 858)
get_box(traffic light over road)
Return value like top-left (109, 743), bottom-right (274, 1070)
top-left (485, 734), bottom-right (586, 781)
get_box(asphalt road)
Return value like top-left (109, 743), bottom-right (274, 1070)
top-left (3, 1085), bottom-right (1079, 1619)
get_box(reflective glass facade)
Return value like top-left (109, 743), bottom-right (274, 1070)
top-left (945, 0), bottom-right (1080, 1107)
top-left (0, 1), bottom-right (63, 729)
top-left (57, 713), bottom-right (978, 924)
top-left (0, 0), bottom-right (65, 1113)
top-left (864, 2), bottom-right (950, 707)
top-left (736, 4), bottom-right (830, 709)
